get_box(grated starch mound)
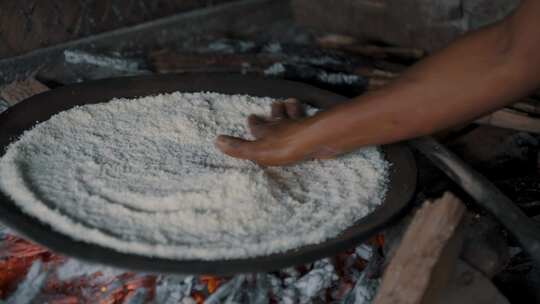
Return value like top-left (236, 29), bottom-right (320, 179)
top-left (0, 92), bottom-right (390, 260)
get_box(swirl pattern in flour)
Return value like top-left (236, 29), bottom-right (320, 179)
top-left (0, 92), bottom-right (390, 260)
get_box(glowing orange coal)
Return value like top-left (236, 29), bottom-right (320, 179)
top-left (199, 275), bottom-right (223, 293)
top-left (0, 233), bottom-right (157, 303)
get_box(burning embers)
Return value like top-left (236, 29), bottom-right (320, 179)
top-left (0, 228), bottom-right (384, 303)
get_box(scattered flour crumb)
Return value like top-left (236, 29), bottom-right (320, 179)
top-left (0, 92), bottom-right (389, 260)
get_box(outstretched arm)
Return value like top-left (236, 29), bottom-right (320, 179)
top-left (216, 0), bottom-right (540, 166)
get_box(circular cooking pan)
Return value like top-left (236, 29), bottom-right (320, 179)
top-left (0, 73), bottom-right (416, 275)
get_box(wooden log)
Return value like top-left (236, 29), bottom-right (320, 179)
top-left (373, 192), bottom-right (465, 304)
top-left (148, 50), bottom-right (369, 96)
top-left (476, 108), bottom-right (540, 134)
top-left (0, 78), bottom-right (49, 106)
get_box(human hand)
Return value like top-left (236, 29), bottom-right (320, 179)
top-left (215, 98), bottom-right (338, 166)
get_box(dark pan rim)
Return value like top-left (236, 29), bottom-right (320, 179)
top-left (0, 73), bottom-right (417, 275)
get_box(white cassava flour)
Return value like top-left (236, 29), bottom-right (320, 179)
top-left (0, 92), bottom-right (390, 260)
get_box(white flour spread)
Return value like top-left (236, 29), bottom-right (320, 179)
top-left (0, 92), bottom-right (390, 260)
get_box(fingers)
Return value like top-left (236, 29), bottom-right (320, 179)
top-left (215, 135), bottom-right (257, 160)
top-left (271, 102), bottom-right (287, 120)
top-left (248, 115), bottom-right (272, 139)
top-left (215, 98), bottom-right (306, 165)
top-left (284, 98), bottom-right (305, 119)
top-left (271, 98), bottom-right (304, 120)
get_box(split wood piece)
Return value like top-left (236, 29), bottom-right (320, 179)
top-left (373, 192), bottom-right (466, 304)
top-left (509, 97), bottom-right (540, 115)
top-left (476, 108), bottom-right (540, 134)
top-left (0, 78), bottom-right (49, 106)
top-left (149, 50), bottom-right (278, 74)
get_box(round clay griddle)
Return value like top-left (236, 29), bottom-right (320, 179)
top-left (0, 73), bottom-right (416, 275)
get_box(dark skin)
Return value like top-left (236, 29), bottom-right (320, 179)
top-left (216, 0), bottom-right (540, 166)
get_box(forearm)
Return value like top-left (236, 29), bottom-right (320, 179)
top-left (294, 2), bottom-right (540, 156)
top-left (215, 0), bottom-right (540, 165)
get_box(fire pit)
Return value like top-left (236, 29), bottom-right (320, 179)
top-left (1, 1), bottom-right (539, 302)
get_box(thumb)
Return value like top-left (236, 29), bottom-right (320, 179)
top-left (215, 135), bottom-right (257, 160)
